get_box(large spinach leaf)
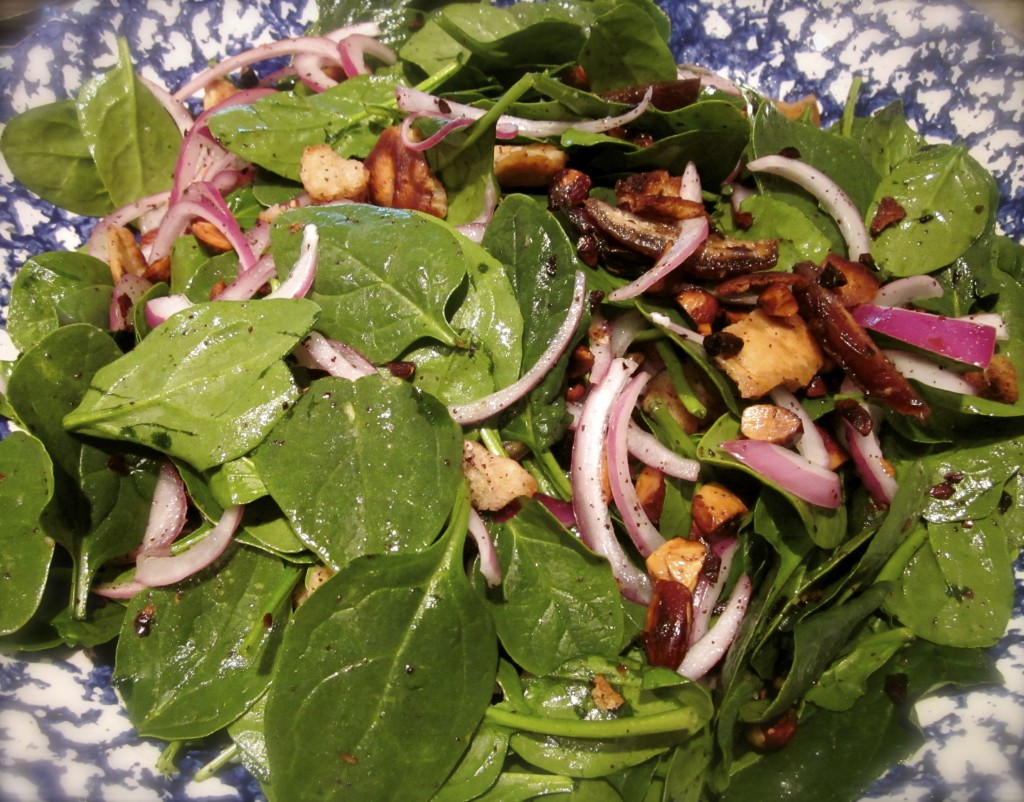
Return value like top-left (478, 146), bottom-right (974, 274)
top-left (252, 374), bottom-right (462, 569)
top-left (114, 546), bottom-right (297, 739)
top-left (0, 432), bottom-right (56, 635)
top-left (64, 299), bottom-right (317, 471)
top-left (263, 490), bottom-right (497, 802)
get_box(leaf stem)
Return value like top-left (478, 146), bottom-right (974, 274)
top-left (484, 705), bottom-right (704, 739)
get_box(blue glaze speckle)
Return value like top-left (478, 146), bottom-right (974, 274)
top-left (1, 1), bottom-right (1022, 800)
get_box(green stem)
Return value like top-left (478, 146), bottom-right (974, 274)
top-left (654, 340), bottom-right (706, 419)
top-left (193, 743), bottom-right (239, 782)
top-left (484, 705), bottom-right (704, 739)
top-left (480, 428), bottom-right (509, 457)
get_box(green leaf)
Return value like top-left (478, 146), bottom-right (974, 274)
top-left (264, 491), bottom-right (497, 802)
top-left (804, 625), bottom-right (913, 711)
top-left (579, 1), bottom-right (676, 93)
top-left (252, 374), bottom-right (463, 569)
top-left (0, 99), bottom-right (113, 215)
top-left (478, 499), bottom-right (624, 676)
top-left (884, 518), bottom-right (1013, 647)
top-left (64, 299), bottom-right (317, 471)
top-left (0, 432), bottom-right (56, 635)
top-left (431, 722), bottom-right (510, 802)
top-left (869, 144), bottom-right (993, 277)
top-left (272, 205), bottom-right (467, 361)
top-left (114, 546), bottom-right (297, 739)
top-left (75, 39), bottom-right (181, 207)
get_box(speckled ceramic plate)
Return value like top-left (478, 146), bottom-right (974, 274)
top-left (1, 1), bottom-right (1022, 800)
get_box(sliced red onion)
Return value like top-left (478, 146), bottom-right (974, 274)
top-left (145, 294), bottom-right (194, 328)
top-left (454, 180), bottom-right (498, 242)
top-left (729, 181), bottom-right (755, 221)
top-left (449, 271), bottom-right (587, 424)
top-left (92, 578), bottom-right (147, 600)
top-left (173, 36), bottom-right (353, 101)
top-left (134, 505), bottom-right (244, 587)
top-left (147, 182), bottom-right (258, 272)
top-left (138, 74), bottom-right (194, 135)
top-left (395, 85), bottom-right (653, 139)
top-left (678, 572), bottom-right (752, 680)
top-left (768, 386), bottom-right (830, 469)
top-left (606, 216), bottom-right (709, 302)
top-left (871, 275), bottom-right (943, 307)
top-left (468, 508), bottom-right (502, 587)
top-left (109, 274), bottom-right (154, 332)
top-left (295, 331), bottom-right (377, 380)
top-left (588, 313), bottom-right (614, 387)
top-left (214, 254), bottom-right (278, 301)
top-left (86, 191), bottom-right (171, 263)
top-left (570, 357), bottom-right (652, 605)
top-left (677, 64), bottom-right (742, 96)
top-left (607, 371), bottom-right (665, 557)
top-left (746, 153), bottom-right (871, 261)
top-left (883, 350), bottom-right (976, 395)
top-left (689, 536), bottom-right (739, 645)
top-left (679, 161), bottom-right (702, 203)
top-left (647, 311), bottom-right (706, 346)
top-left (839, 416), bottom-right (898, 506)
top-left (958, 313), bottom-right (1008, 340)
top-left (536, 493), bottom-right (577, 528)
top-left (626, 424), bottom-right (701, 481)
top-left (400, 113), bottom-right (475, 151)
top-left (293, 51), bottom-right (340, 92)
top-left (338, 33), bottom-right (397, 78)
top-left (721, 439), bottom-right (842, 509)
top-left (852, 303), bottom-right (995, 369)
top-left (266, 224), bottom-right (319, 299)
top-left (137, 460), bottom-right (189, 555)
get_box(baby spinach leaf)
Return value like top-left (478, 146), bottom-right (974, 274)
top-left (76, 39), bottom-right (181, 208)
top-left (869, 143), bottom-right (993, 277)
top-left (7, 323), bottom-right (123, 485)
top-left (263, 490), bottom-right (497, 802)
top-left (0, 99), bottom-right (113, 216)
top-left (804, 625), bottom-right (912, 712)
top-left (716, 194), bottom-right (831, 270)
top-left (578, 0), bottom-right (676, 93)
top-left (0, 432), bottom-right (56, 635)
top-left (6, 250), bottom-right (114, 352)
top-left (431, 722), bottom-right (511, 802)
top-left (209, 75), bottom-right (398, 179)
top-left (64, 299), bottom-right (317, 471)
top-left (114, 546), bottom-right (298, 739)
top-left (853, 100), bottom-right (925, 178)
top-left (271, 205), bottom-right (465, 361)
top-left (252, 374), bottom-right (462, 569)
top-left (477, 499), bottom-right (624, 676)
top-left (884, 518), bottom-right (1013, 647)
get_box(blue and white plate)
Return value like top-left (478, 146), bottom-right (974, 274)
top-left (1, 1), bottom-right (1022, 800)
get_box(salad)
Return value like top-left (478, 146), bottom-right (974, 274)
top-left (1, 0), bottom-right (1022, 800)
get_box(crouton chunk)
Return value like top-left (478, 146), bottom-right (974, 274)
top-left (714, 308), bottom-right (824, 398)
top-left (645, 536), bottom-right (707, 593)
top-left (462, 440), bottom-right (538, 511)
top-left (690, 482), bottom-right (747, 538)
top-left (299, 144), bottom-right (370, 203)
top-left (493, 144), bottom-right (568, 188)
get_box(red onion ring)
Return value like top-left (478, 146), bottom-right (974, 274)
top-left (647, 311), bottom-right (706, 347)
top-left (852, 303), bottom-right (996, 369)
top-left (138, 74), bottom-right (194, 135)
top-left (678, 572), bottom-right (752, 680)
top-left (883, 350), bottom-right (976, 395)
top-left (607, 216), bottom-right (709, 302)
top-left (137, 460), bottom-right (189, 555)
top-left (468, 508), bottom-right (502, 587)
top-left (839, 416), bottom-right (898, 506)
top-left (871, 274), bottom-right (943, 307)
top-left (266, 224), bottom-right (319, 299)
top-left (689, 536), bottom-right (739, 645)
top-left (145, 294), bottom-right (194, 328)
top-left (395, 85), bottom-right (654, 139)
top-left (86, 191), bottom-right (171, 263)
top-left (721, 439), bottom-right (842, 509)
top-left (768, 386), bottom-right (830, 469)
top-left (214, 255), bottom-right (278, 301)
top-left (570, 357), bottom-right (652, 604)
top-left (746, 153), bottom-right (871, 261)
top-left (295, 331), bottom-right (377, 380)
top-left (338, 33), bottom-right (397, 78)
top-left (449, 271), bottom-right (587, 424)
top-left (607, 370), bottom-right (666, 557)
top-left (134, 505), bottom-right (245, 587)
top-left (625, 425), bottom-right (701, 482)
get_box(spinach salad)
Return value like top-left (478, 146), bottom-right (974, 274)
top-left (1, 0), bottom-right (1022, 799)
